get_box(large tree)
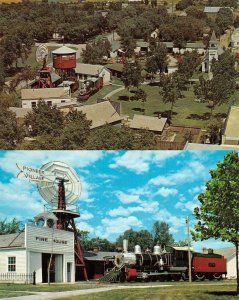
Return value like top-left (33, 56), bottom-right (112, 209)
top-left (121, 62), bottom-right (143, 100)
top-left (24, 101), bottom-right (64, 136)
top-left (193, 152), bottom-right (239, 294)
top-left (0, 108), bottom-right (23, 149)
top-left (116, 229), bottom-right (154, 252)
top-left (160, 73), bottom-right (181, 121)
top-left (152, 221), bottom-right (174, 246)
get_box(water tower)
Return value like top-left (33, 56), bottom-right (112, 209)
top-left (52, 46), bottom-right (77, 79)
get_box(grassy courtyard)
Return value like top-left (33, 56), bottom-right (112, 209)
top-left (87, 81), bottom-right (239, 129)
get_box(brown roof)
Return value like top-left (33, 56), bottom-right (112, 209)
top-left (75, 63), bottom-right (105, 76)
top-left (21, 87), bottom-right (71, 100)
top-left (128, 115), bottom-right (167, 132)
top-left (62, 101), bottom-right (122, 129)
top-left (0, 232), bottom-right (25, 249)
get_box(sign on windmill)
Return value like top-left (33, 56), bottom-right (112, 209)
top-left (16, 163), bottom-right (52, 183)
top-left (36, 44), bottom-right (49, 69)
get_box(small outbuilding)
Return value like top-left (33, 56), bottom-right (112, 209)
top-left (127, 115), bottom-right (167, 134)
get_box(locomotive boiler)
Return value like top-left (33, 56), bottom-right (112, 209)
top-left (106, 240), bottom-right (227, 282)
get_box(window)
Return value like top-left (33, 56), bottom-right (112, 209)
top-left (8, 257), bottom-right (16, 272)
top-left (47, 101), bottom-right (52, 107)
top-left (31, 102), bottom-right (37, 108)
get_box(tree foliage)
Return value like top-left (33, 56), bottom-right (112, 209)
top-left (152, 221), bottom-right (175, 246)
top-left (0, 218), bottom-right (24, 235)
top-left (0, 108), bottom-right (23, 149)
top-left (192, 152), bottom-right (239, 294)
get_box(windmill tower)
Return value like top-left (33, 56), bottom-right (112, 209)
top-left (207, 31), bottom-right (219, 73)
top-left (35, 44), bottom-right (54, 88)
top-left (17, 161), bottom-right (88, 281)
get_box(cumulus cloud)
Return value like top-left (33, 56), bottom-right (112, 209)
top-left (149, 161), bottom-right (206, 186)
top-left (109, 151), bottom-right (181, 174)
top-left (95, 216), bottom-right (142, 238)
top-left (156, 187), bottom-right (178, 197)
top-left (108, 201), bottom-right (159, 217)
top-left (0, 151), bottom-right (104, 175)
top-left (115, 191), bottom-right (142, 204)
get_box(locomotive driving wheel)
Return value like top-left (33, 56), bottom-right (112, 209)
top-left (195, 273), bottom-right (205, 281)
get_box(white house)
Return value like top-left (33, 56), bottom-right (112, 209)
top-left (21, 87), bottom-right (72, 108)
top-left (74, 63), bottom-right (111, 85)
top-left (214, 247), bottom-right (238, 279)
top-left (0, 224), bottom-right (75, 284)
top-left (231, 28), bottom-right (239, 48)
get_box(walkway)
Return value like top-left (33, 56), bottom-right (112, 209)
top-left (1, 285), bottom-right (171, 300)
top-left (103, 85), bottom-right (125, 100)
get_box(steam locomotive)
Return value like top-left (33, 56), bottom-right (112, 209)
top-left (78, 77), bottom-right (103, 101)
top-left (109, 244), bottom-right (227, 282)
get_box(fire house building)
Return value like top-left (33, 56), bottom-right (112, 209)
top-left (0, 224), bottom-right (75, 283)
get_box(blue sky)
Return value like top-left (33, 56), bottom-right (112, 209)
top-left (0, 150), bottom-right (236, 251)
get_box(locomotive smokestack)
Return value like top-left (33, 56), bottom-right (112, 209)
top-left (123, 239), bottom-right (128, 253)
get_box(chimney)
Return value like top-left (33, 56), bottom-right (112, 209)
top-left (123, 239), bottom-right (128, 253)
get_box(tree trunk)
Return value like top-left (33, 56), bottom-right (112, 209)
top-left (170, 102), bottom-right (174, 121)
top-left (236, 242), bottom-right (239, 295)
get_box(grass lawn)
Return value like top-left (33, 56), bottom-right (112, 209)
top-left (108, 83), bottom-right (239, 129)
top-left (56, 283), bottom-right (238, 300)
top-left (0, 283), bottom-right (99, 293)
top-left (0, 290), bottom-right (33, 298)
top-left (82, 84), bottom-right (124, 105)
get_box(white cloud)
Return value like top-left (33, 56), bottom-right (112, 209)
top-left (95, 216), bottom-right (142, 238)
top-left (115, 191), bottom-right (142, 204)
top-left (156, 187), bottom-right (178, 197)
top-left (109, 151), bottom-right (181, 174)
top-left (109, 151), bottom-right (152, 174)
top-left (75, 221), bottom-right (95, 233)
top-left (108, 201), bottom-right (159, 217)
top-left (0, 151), bottom-right (104, 175)
top-left (0, 178), bottom-right (44, 220)
top-left (79, 210), bottom-right (94, 220)
top-left (79, 177), bottom-right (95, 203)
top-left (149, 161), bottom-right (206, 186)
top-left (175, 201), bottom-right (197, 212)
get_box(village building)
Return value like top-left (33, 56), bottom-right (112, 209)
top-left (0, 224), bottom-right (75, 284)
top-left (213, 247), bottom-right (237, 279)
top-left (222, 106), bottom-right (239, 145)
top-left (231, 28), bottom-right (239, 48)
top-left (202, 31), bottom-right (223, 73)
top-left (203, 6), bottom-right (222, 15)
top-left (74, 63), bottom-right (111, 85)
top-left (61, 101), bottom-right (123, 129)
top-left (21, 87), bottom-right (72, 108)
top-left (126, 114), bottom-right (167, 134)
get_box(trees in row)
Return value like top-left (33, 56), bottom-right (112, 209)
top-left (0, 101), bottom-right (156, 150)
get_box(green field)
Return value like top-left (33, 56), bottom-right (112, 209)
top-left (86, 82), bottom-right (239, 129)
top-left (56, 283), bottom-right (238, 300)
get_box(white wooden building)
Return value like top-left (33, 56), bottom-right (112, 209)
top-left (21, 87), bottom-right (72, 109)
top-left (214, 247), bottom-right (238, 279)
top-left (74, 63), bottom-right (111, 85)
top-left (0, 224), bottom-right (75, 283)
top-left (231, 28), bottom-right (239, 48)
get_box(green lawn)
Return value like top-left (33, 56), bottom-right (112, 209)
top-left (105, 83), bottom-right (239, 129)
top-left (56, 283), bottom-right (238, 300)
top-left (0, 283), bottom-right (99, 293)
top-left (82, 84), bottom-right (123, 105)
top-left (0, 291), bottom-right (33, 298)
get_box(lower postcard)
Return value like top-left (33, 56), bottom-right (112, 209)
top-left (0, 150), bottom-right (237, 294)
